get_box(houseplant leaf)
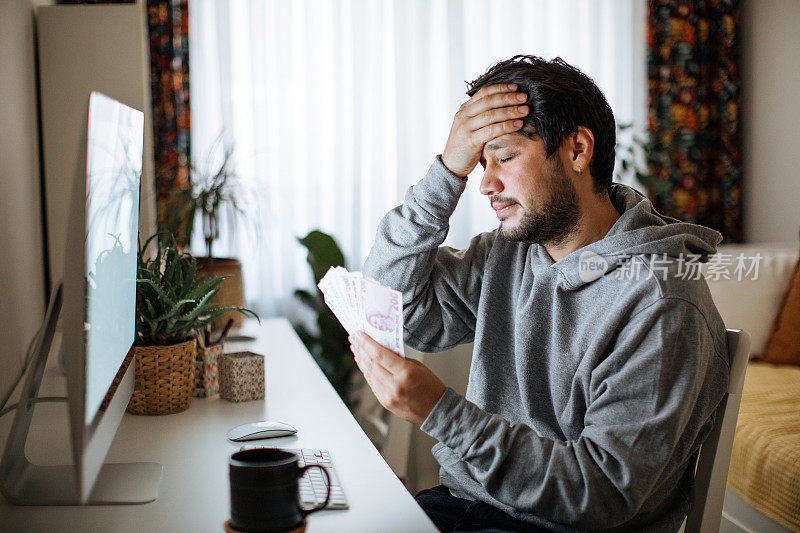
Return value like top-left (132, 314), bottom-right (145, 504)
top-left (297, 230), bottom-right (345, 284)
top-left (134, 232), bottom-right (259, 346)
top-left (292, 230), bottom-right (358, 409)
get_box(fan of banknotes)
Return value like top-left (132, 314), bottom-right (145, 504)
top-left (317, 267), bottom-right (405, 356)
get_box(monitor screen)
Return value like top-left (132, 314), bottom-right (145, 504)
top-left (84, 92), bottom-right (142, 424)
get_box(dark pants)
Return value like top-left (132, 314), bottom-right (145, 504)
top-left (415, 485), bottom-right (549, 533)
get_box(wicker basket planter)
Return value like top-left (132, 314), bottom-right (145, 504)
top-left (196, 257), bottom-right (245, 332)
top-left (126, 338), bottom-right (197, 415)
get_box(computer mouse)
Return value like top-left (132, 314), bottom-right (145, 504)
top-left (227, 421), bottom-right (298, 441)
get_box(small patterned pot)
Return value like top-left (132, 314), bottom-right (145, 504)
top-left (194, 342), bottom-right (222, 397)
top-left (219, 351), bottom-right (265, 402)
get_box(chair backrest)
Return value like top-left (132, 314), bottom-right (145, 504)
top-left (684, 328), bottom-right (752, 533)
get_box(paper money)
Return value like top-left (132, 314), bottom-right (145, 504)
top-left (318, 267), bottom-right (405, 356)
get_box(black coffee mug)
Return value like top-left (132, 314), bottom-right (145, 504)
top-left (229, 448), bottom-right (331, 532)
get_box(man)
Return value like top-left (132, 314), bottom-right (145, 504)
top-left (350, 56), bottom-right (729, 532)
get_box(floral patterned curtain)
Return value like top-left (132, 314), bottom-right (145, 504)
top-left (646, 0), bottom-right (742, 242)
top-left (147, 0), bottom-right (191, 239)
top-left (57, 0), bottom-right (191, 240)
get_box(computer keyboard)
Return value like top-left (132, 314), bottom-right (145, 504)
top-left (239, 446), bottom-right (349, 510)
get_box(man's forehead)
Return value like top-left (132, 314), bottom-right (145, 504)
top-left (485, 139), bottom-right (511, 151)
top-left (484, 132), bottom-right (539, 152)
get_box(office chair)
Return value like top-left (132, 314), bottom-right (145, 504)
top-left (682, 328), bottom-right (752, 533)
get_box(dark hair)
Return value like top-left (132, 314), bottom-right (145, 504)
top-left (467, 55), bottom-right (616, 194)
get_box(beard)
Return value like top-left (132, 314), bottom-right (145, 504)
top-left (499, 156), bottom-right (581, 245)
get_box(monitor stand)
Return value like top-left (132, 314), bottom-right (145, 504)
top-left (0, 284), bottom-right (162, 505)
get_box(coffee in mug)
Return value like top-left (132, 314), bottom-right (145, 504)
top-left (229, 448), bottom-right (331, 532)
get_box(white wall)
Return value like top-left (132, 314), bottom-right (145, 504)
top-left (37, 2), bottom-right (156, 287)
top-left (741, 0), bottom-right (800, 243)
top-left (0, 0), bottom-right (47, 413)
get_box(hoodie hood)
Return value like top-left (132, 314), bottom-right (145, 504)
top-left (552, 184), bottom-right (723, 289)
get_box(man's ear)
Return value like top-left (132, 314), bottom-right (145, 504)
top-left (565, 126), bottom-right (594, 177)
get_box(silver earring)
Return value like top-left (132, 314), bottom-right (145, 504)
top-left (578, 167), bottom-right (582, 176)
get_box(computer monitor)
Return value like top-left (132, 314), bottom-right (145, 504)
top-left (0, 92), bottom-right (162, 505)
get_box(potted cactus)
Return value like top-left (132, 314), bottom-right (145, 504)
top-left (121, 233), bottom-right (258, 415)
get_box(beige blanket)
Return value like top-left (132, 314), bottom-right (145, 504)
top-left (728, 361), bottom-right (800, 531)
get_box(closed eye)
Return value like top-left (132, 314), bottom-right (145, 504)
top-left (500, 154), bottom-right (516, 163)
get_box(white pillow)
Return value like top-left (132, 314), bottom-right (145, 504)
top-left (704, 243), bottom-right (798, 357)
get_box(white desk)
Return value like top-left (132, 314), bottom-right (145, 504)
top-left (0, 319), bottom-right (437, 533)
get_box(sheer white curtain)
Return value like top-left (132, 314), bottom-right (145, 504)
top-left (190, 0), bottom-right (647, 318)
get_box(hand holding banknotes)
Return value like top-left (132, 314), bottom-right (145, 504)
top-left (318, 267), bottom-right (445, 425)
top-left (318, 267), bottom-right (405, 355)
top-left (349, 332), bottom-right (446, 426)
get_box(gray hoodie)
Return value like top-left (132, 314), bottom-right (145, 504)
top-left (363, 157), bottom-right (730, 532)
